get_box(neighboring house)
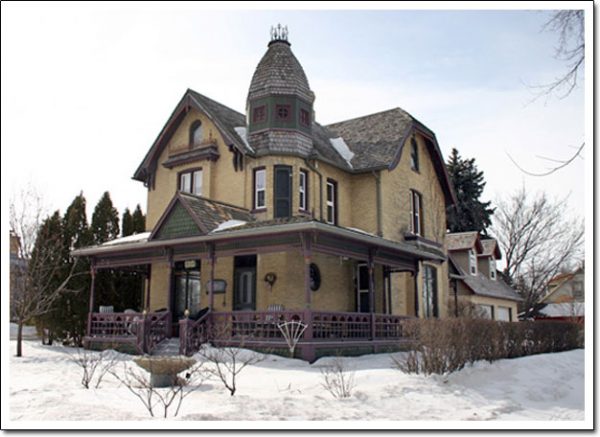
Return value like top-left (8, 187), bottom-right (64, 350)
top-left (446, 232), bottom-right (522, 321)
top-left (535, 267), bottom-right (584, 323)
top-left (72, 27), bottom-right (457, 361)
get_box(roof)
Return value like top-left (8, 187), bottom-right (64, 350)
top-left (327, 108), bottom-right (456, 205)
top-left (247, 39), bottom-right (314, 103)
top-left (446, 231), bottom-right (484, 253)
top-left (537, 303), bottom-right (584, 318)
top-left (479, 239), bottom-right (502, 260)
top-left (150, 192), bottom-right (255, 239)
top-left (133, 89), bottom-right (249, 184)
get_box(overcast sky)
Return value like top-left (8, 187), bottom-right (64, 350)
top-left (2, 3), bottom-right (590, 234)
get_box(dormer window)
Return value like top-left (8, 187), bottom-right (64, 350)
top-left (469, 249), bottom-right (477, 275)
top-left (179, 169), bottom-right (203, 196)
top-left (410, 137), bottom-right (419, 172)
top-left (190, 120), bottom-right (203, 147)
top-left (489, 257), bottom-right (496, 280)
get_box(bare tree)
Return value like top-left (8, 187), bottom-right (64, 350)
top-left (320, 357), bottom-right (356, 399)
top-left (110, 359), bottom-right (207, 418)
top-left (200, 323), bottom-right (265, 396)
top-left (491, 188), bottom-right (583, 316)
top-left (70, 347), bottom-right (121, 389)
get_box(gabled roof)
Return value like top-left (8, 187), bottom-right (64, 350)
top-left (150, 192), bottom-right (254, 240)
top-left (446, 231), bottom-right (484, 253)
top-left (479, 239), bottom-right (502, 260)
top-left (133, 89), bottom-right (249, 184)
top-left (327, 108), bottom-right (456, 206)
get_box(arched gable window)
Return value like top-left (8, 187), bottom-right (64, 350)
top-left (190, 120), bottom-right (203, 147)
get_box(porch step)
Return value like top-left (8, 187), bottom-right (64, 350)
top-left (150, 338), bottom-right (181, 356)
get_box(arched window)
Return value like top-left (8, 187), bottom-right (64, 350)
top-left (190, 120), bottom-right (203, 147)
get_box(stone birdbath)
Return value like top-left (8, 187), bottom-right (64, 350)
top-left (133, 356), bottom-right (196, 388)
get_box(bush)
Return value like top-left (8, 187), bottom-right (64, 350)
top-left (397, 319), bottom-right (582, 375)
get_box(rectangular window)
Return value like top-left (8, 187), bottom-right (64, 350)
top-left (489, 257), bottom-right (496, 280)
top-left (410, 190), bottom-right (423, 236)
top-left (253, 105), bottom-right (266, 123)
top-left (469, 249), bottom-right (478, 275)
top-left (299, 169), bottom-right (308, 211)
top-left (326, 179), bottom-right (337, 225)
top-left (477, 304), bottom-right (494, 320)
top-left (497, 306), bottom-right (511, 322)
top-left (422, 265), bottom-right (438, 318)
top-left (410, 137), bottom-right (419, 172)
top-left (572, 281), bottom-right (584, 300)
top-left (300, 109), bottom-right (310, 127)
top-left (179, 169), bottom-right (202, 196)
top-left (254, 168), bottom-right (266, 210)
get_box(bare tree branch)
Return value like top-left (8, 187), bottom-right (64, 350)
top-left (506, 142), bottom-right (584, 177)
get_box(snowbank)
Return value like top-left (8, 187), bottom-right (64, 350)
top-left (211, 220), bottom-right (247, 233)
top-left (330, 137), bottom-right (354, 168)
top-left (7, 340), bottom-right (585, 427)
top-left (102, 232), bottom-right (151, 246)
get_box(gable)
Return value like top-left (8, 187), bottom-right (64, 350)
top-left (152, 201), bottom-right (204, 240)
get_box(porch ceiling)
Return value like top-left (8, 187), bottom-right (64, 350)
top-left (72, 220), bottom-right (445, 269)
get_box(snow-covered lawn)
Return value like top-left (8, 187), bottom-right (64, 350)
top-left (7, 340), bottom-right (585, 426)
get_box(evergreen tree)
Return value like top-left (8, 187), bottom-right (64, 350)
top-left (446, 148), bottom-right (494, 234)
top-left (132, 204), bottom-right (146, 233)
top-left (122, 208), bottom-right (133, 237)
top-left (91, 191), bottom-right (120, 244)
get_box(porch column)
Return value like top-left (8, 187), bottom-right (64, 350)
top-left (145, 264), bottom-right (152, 310)
top-left (166, 249), bottom-right (174, 337)
top-left (208, 243), bottom-right (216, 311)
top-left (87, 261), bottom-right (96, 337)
top-left (368, 249), bottom-right (376, 339)
top-left (414, 261), bottom-right (420, 318)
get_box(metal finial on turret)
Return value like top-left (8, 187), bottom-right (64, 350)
top-left (270, 23), bottom-right (289, 43)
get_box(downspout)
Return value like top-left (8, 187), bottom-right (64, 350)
top-left (372, 170), bottom-right (383, 236)
top-left (304, 158), bottom-right (323, 221)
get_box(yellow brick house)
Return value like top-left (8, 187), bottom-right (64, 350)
top-left (73, 27), bottom-right (457, 360)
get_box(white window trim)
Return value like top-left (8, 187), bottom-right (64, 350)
top-left (192, 169), bottom-right (203, 196)
top-left (326, 180), bottom-right (336, 224)
top-left (299, 171), bottom-right (307, 211)
top-left (469, 249), bottom-right (478, 275)
top-left (254, 169), bottom-right (266, 209)
top-left (489, 256), bottom-right (496, 280)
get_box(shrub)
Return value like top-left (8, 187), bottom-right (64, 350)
top-left (397, 319), bottom-right (581, 375)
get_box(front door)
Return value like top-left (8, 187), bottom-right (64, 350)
top-left (356, 263), bottom-right (370, 313)
top-left (274, 165), bottom-right (292, 218)
top-left (172, 260), bottom-right (201, 336)
top-left (233, 255), bottom-right (257, 311)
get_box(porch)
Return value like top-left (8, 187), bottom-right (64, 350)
top-left (85, 307), bottom-right (413, 361)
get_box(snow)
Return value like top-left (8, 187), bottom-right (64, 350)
top-left (101, 232), bottom-right (151, 246)
top-left (9, 323), bottom-right (38, 340)
top-left (234, 127), bottom-right (254, 152)
top-left (539, 303), bottom-right (585, 317)
top-left (345, 226), bottom-right (377, 237)
top-left (6, 340), bottom-right (586, 428)
top-left (211, 220), bottom-right (247, 233)
top-left (330, 137), bottom-right (354, 168)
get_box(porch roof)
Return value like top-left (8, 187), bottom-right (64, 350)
top-left (72, 219), bottom-right (445, 268)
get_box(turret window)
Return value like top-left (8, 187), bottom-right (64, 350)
top-left (190, 121), bottom-right (203, 147)
top-left (276, 104), bottom-right (291, 121)
top-left (299, 169), bottom-right (308, 211)
top-left (300, 109), bottom-right (310, 127)
top-left (253, 105), bottom-right (266, 123)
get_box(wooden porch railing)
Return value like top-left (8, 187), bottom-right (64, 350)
top-left (179, 310), bottom-right (212, 356)
top-left (88, 311), bottom-right (170, 354)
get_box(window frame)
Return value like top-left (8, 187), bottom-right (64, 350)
top-left (299, 108), bottom-right (310, 127)
top-left (469, 249), bottom-right (478, 275)
top-left (190, 120), bottom-right (203, 148)
top-left (275, 104), bottom-right (292, 121)
top-left (253, 167), bottom-right (267, 211)
top-left (252, 105), bottom-right (266, 123)
top-left (489, 256), bottom-right (496, 280)
top-left (326, 178), bottom-right (338, 225)
top-left (178, 168), bottom-right (203, 196)
top-left (299, 169), bottom-right (309, 212)
top-left (410, 189), bottom-right (423, 236)
top-left (410, 137), bottom-right (420, 172)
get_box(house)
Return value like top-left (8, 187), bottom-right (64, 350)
top-left (72, 26), bottom-right (457, 361)
top-left (535, 267), bottom-right (584, 323)
top-left (446, 232), bottom-right (522, 321)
